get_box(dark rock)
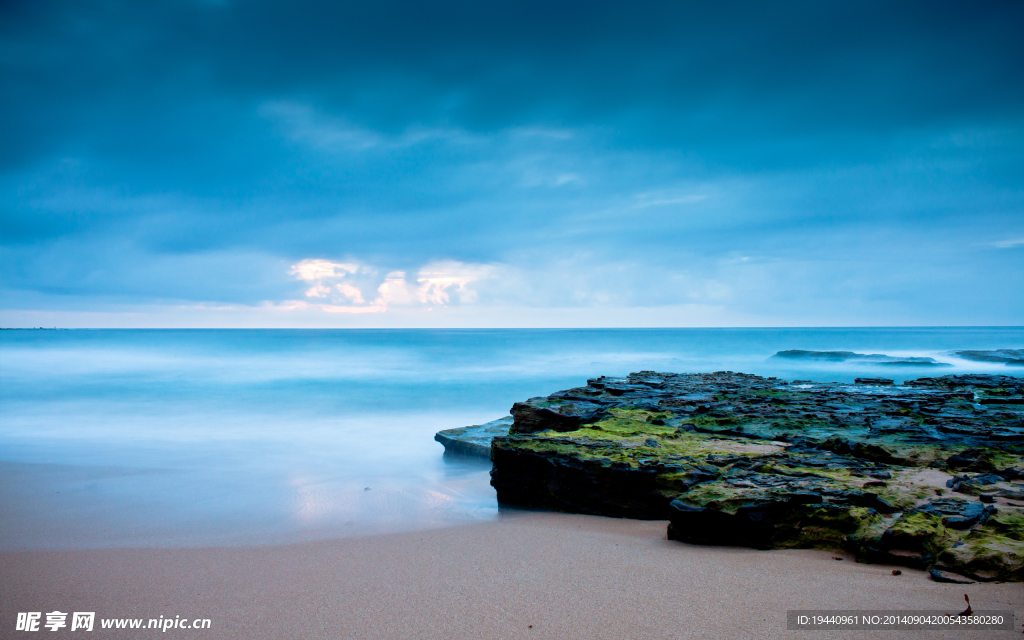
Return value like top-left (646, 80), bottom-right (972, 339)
top-left (948, 472), bottom-right (1007, 495)
top-left (773, 350), bottom-right (862, 362)
top-left (905, 373), bottom-right (1023, 390)
top-left (667, 497), bottom-right (848, 550)
top-left (929, 567), bottom-right (976, 584)
top-left (855, 377), bottom-right (894, 385)
top-left (913, 498), bottom-right (996, 530)
top-left (510, 400), bottom-right (607, 434)
top-left (490, 439), bottom-right (671, 519)
top-left (946, 474), bottom-right (968, 490)
top-left (995, 487), bottom-right (1024, 500)
top-left (818, 438), bottom-right (898, 464)
top-left (946, 449), bottom-right (998, 472)
top-left (997, 467), bottom-right (1024, 481)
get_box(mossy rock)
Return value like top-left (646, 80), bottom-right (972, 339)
top-left (484, 370), bottom-right (1024, 580)
top-left (883, 512), bottom-right (951, 554)
top-left (936, 521), bottom-right (1024, 582)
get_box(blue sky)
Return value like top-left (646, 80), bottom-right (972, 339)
top-left (1, 0), bottom-right (1022, 327)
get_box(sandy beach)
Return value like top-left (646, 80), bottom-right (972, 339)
top-left (3, 511), bottom-right (1021, 639)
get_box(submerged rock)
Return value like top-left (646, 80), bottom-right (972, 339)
top-left (435, 416), bottom-right (513, 458)
top-left (771, 350), bottom-right (951, 366)
top-left (489, 371), bottom-right (1024, 581)
top-left (952, 349), bottom-right (1024, 367)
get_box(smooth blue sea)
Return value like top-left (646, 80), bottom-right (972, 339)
top-left (2, 327), bottom-right (1022, 550)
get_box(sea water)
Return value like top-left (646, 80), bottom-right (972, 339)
top-left (1, 327), bottom-right (1021, 550)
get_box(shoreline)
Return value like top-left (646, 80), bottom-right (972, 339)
top-left (3, 511), bottom-right (1021, 639)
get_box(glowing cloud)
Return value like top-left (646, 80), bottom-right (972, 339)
top-left (416, 261), bottom-right (497, 305)
top-left (289, 259), bottom-right (359, 281)
top-left (287, 258), bottom-right (498, 313)
top-left (376, 271), bottom-right (418, 306)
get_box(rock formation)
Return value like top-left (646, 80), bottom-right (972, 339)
top-left (482, 371), bottom-right (1024, 582)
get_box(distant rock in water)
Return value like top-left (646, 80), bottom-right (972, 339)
top-left (435, 416), bottom-right (513, 458)
top-left (952, 349), bottom-right (1024, 367)
top-left (854, 377), bottom-right (894, 385)
top-left (771, 349), bottom-right (950, 367)
top-left (487, 371), bottom-right (1024, 582)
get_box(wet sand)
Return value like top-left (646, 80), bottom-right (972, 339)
top-left (2, 511), bottom-right (1021, 639)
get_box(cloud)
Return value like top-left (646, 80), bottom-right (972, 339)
top-left (417, 261), bottom-right (498, 304)
top-left (290, 259), bottom-right (359, 281)
top-left (289, 258), bottom-right (373, 309)
top-left (991, 237), bottom-right (1024, 249)
top-left (336, 283), bottom-right (365, 303)
top-left (260, 102), bottom-right (383, 151)
top-left (286, 258), bottom-right (498, 313)
top-left (260, 101), bottom-right (477, 153)
top-left (375, 272), bottom-right (418, 306)
top-left (633, 192), bottom-right (709, 209)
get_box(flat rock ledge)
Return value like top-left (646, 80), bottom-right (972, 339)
top-left (486, 371), bottom-right (1024, 582)
top-left (435, 416), bottom-right (513, 458)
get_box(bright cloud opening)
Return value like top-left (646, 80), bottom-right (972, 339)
top-left (290, 259), bottom-right (359, 281)
top-left (287, 259), bottom-right (498, 313)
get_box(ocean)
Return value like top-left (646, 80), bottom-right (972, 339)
top-left (1, 327), bottom-right (1021, 550)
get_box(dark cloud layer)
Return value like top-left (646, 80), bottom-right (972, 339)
top-left (1, 0), bottom-right (1022, 324)
top-left (6, 1), bottom-right (1023, 161)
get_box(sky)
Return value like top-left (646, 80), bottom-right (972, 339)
top-left (1, 0), bottom-right (1022, 328)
